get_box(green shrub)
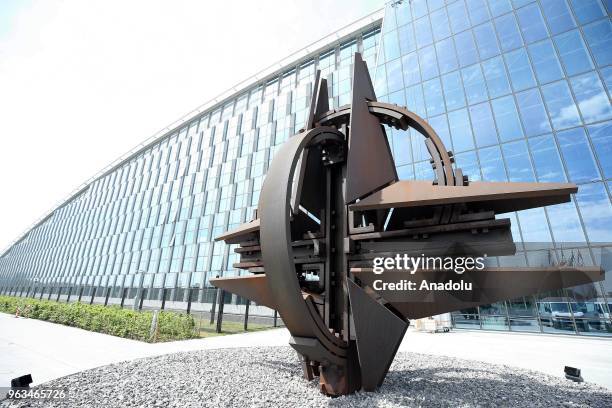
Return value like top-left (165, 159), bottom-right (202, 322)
top-left (0, 295), bottom-right (196, 342)
top-left (155, 311), bottom-right (197, 342)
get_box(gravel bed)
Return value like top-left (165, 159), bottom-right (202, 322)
top-left (2, 346), bottom-right (611, 408)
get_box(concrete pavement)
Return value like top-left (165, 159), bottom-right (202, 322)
top-left (1, 312), bottom-right (610, 390)
top-left (398, 328), bottom-right (612, 391)
top-left (0, 312), bottom-right (289, 388)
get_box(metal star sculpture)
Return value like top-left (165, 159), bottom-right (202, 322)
top-left (211, 54), bottom-right (603, 396)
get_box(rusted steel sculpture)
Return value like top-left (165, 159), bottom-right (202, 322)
top-left (212, 54), bottom-right (603, 396)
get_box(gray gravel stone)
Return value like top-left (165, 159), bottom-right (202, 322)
top-left (2, 346), bottom-right (611, 407)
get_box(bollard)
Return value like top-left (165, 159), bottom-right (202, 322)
top-left (244, 300), bottom-right (250, 331)
top-left (104, 287), bottom-right (111, 306)
top-left (149, 310), bottom-right (159, 342)
top-left (215, 290), bottom-right (225, 333)
top-left (210, 287), bottom-right (219, 325)
top-left (161, 288), bottom-right (167, 310)
top-left (186, 287), bottom-right (193, 315)
top-left (120, 287), bottom-right (127, 308)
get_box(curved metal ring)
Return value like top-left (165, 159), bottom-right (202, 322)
top-left (318, 101), bottom-right (456, 186)
top-left (258, 126), bottom-right (348, 358)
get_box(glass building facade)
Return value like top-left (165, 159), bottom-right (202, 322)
top-left (1, 0), bottom-right (611, 336)
top-left (375, 0), bottom-right (612, 336)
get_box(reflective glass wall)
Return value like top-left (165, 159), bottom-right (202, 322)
top-left (375, 0), bottom-right (612, 336)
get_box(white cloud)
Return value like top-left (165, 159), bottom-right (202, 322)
top-left (0, 0), bottom-right (381, 250)
top-left (576, 92), bottom-right (612, 123)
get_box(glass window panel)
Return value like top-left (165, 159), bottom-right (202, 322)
top-left (435, 37), bottom-right (459, 74)
top-left (516, 88), bottom-right (551, 137)
top-left (411, 128), bottom-right (431, 163)
top-left (495, 13), bottom-right (523, 52)
top-left (430, 7), bottom-right (451, 41)
top-left (528, 40), bottom-right (564, 84)
top-left (387, 89), bottom-right (406, 106)
top-left (448, 108), bottom-right (474, 152)
top-left (582, 19), bottom-right (612, 68)
top-left (557, 128), bottom-right (601, 183)
top-left (554, 30), bottom-right (595, 76)
top-left (491, 96), bottom-right (523, 141)
top-left (413, 0), bottom-right (428, 19)
top-left (516, 3), bottom-right (549, 43)
top-left (601, 66), bottom-right (612, 92)
top-left (454, 30), bottom-right (479, 67)
top-left (469, 102), bottom-right (499, 147)
top-left (504, 48), bottom-right (536, 92)
top-left (428, 0), bottom-right (444, 11)
top-left (503, 140), bottom-right (535, 182)
top-left (454, 150), bottom-right (481, 181)
top-left (473, 22), bottom-right (500, 59)
top-left (405, 84), bottom-right (426, 118)
top-left (569, 0), bottom-right (606, 24)
top-left (575, 182), bottom-right (612, 242)
top-left (383, 30), bottom-right (401, 61)
top-left (447, 0), bottom-right (470, 33)
top-left (588, 121), bottom-right (612, 179)
top-left (398, 23), bottom-right (416, 55)
top-left (392, 131), bottom-right (412, 166)
top-left (466, 0), bottom-right (490, 25)
top-left (540, 0), bottom-right (576, 35)
top-left (482, 56), bottom-right (511, 98)
top-left (265, 79), bottom-right (280, 100)
top-left (414, 160), bottom-right (434, 180)
top-left (384, 5), bottom-right (398, 33)
top-left (418, 45), bottom-right (439, 80)
top-left (528, 134), bottom-right (566, 182)
top-left (441, 71), bottom-right (466, 111)
top-left (374, 75), bottom-right (388, 102)
top-left (518, 207), bottom-right (552, 242)
top-left (401, 52), bottom-right (421, 87)
top-left (570, 71), bottom-right (612, 124)
top-left (428, 114), bottom-right (452, 148)
top-left (489, 0), bottom-right (512, 17)
top-left (386, 59), bottom-right (405, 93)
top-left (339, 41), bottom-right (356, 62)
top-left (395, 2), bottom-right (412, 27)
top-left (479, 145), bottom-right (507, 181)
top-left (423, 78), bottom-right (445, 117)
top-left (297, 60), bottom-right (314, 82)
top-left (397, 163), bottom-right (413, 180)
top-left (546, 201), bottom-right (586, 243)
top-left (414, 16), bottom-right (433, 48)
top-left (512, 0), bottom-right (534, 7)
top-left (541, 80), bottom-right (581, 130)
top-left (461, 64), bottom-right (488, 104)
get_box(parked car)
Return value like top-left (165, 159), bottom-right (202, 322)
top-left (537, 301), bottom-right (588, 331)
top-left (584, 302), bottom-right (612, 331)
top-left (593, 301), bottom-right (612, 320)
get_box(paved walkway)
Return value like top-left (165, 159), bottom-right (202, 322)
top-left (398, 329), bottom-right (612, 390)
top-left (0, 313), bottom-right (289, 388)
top-left (1, 312), bottom-right (611, 390)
